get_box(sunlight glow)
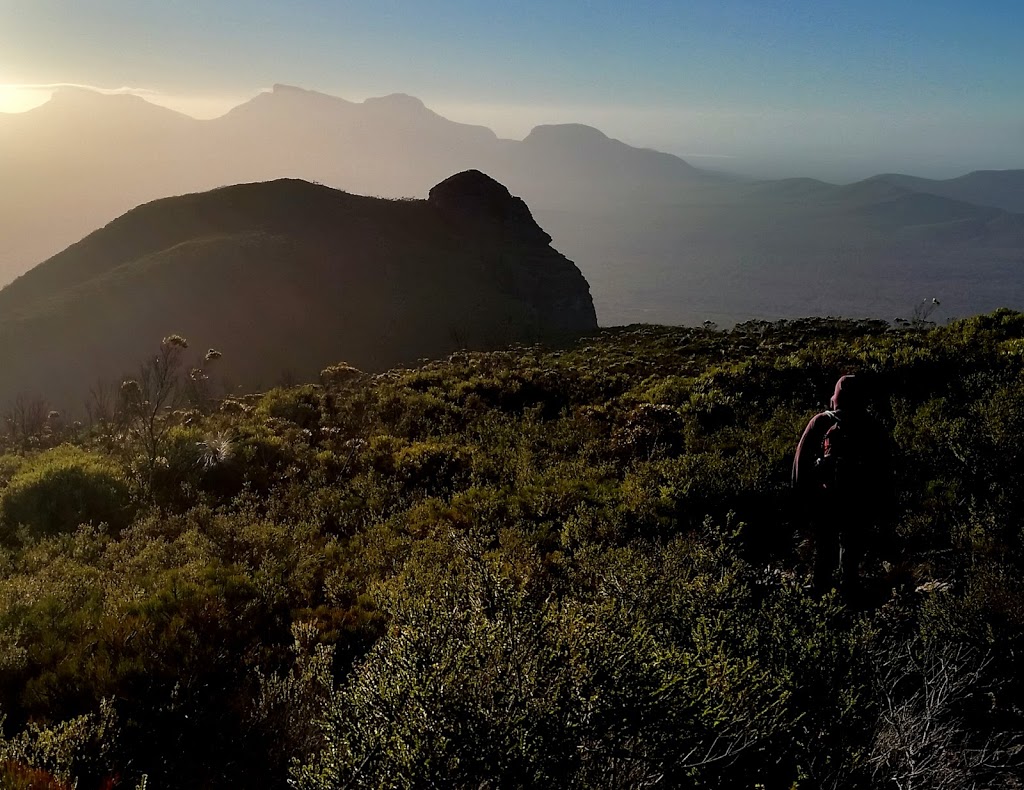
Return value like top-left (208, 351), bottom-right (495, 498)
top-left (0, 85), bottom-right (51, 114)
top-left (0, 83), bottom-right (247, 119)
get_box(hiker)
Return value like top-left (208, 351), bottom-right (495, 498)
top-left (792, 374), bottom-right (892, 602)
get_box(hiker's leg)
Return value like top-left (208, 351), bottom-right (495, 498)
top-left (839, 529), bottom-right (866, 605)
top-left (813, 523), bottom-right (839, 595)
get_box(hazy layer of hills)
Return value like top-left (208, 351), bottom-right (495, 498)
top-left (1, 84), bottom-right (1023, 327)
top-left (0, 171), bottom-right (596, 408)
top-left (868, 170), bottom-right (1024, 214)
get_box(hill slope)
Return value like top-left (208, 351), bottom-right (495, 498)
top-left (0, 172), bottom-right (596, 408)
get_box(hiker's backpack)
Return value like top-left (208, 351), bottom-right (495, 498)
top-left (815, 411), bottom-right (866, 491)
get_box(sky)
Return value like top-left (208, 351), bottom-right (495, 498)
top-left (2, 0), bottom-right (1022, 181)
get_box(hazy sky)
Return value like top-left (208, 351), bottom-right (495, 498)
top-left (2, 0), bottom-right (1022, 181)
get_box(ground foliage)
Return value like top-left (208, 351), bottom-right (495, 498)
top-left (1, 313), bottom-right (1023, 788)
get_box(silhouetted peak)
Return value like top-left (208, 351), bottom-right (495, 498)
top-left (430, 170), bottom-right (511, 206)
top-left (271, 83), bottom-right (312, 95)
top-left (428, 170), bottom-right (551, 244)
top-left (224, 84), bottom-right (358, 119)
top-left (520, 122), bottom-right (702, 179)
top-left (523, 123), bottom-right (611, 146)
top-left (258, 84), bottom-right (353, 105)
top-left (38, 86), bottom-right (189, 122)
top-left (363, 93), bottom-right (427, 111)
top-left (48, 87), bottom-right (149, 107)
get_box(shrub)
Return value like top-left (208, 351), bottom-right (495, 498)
top-left (0, 699), bottom-right (118, 787)
top-left (0, 446), bottom-right (132, 546)
top-left (295, 541), bottom-right (797, 789)
top-left (257, 385), bottom-right (322, 430)
top-left (0, 455), bottom-right (25, 489)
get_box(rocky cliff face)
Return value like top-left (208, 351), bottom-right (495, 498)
top-left (0, 173), bottom-right (598, 408)
top-left (428, 170), bottom-right (598, 334)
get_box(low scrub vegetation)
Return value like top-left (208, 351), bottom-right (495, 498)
top-left (1, 313), bottom-right (1023, 788)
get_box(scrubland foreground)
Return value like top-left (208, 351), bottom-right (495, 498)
top-left (1, 312), bottom-right (1023, 789)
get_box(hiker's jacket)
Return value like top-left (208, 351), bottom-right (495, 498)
top-left (792, 375), bottom-right (891, 496)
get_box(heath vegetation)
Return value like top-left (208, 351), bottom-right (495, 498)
top-left (1, 313), bottom-right (1023, 788)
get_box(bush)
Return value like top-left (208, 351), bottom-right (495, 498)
top-left (0, 446), bottom-right (132, 546)
top-left (257, 385), bottom-right (322, 430)
top-left (295, 539), bottom-right (801, 789)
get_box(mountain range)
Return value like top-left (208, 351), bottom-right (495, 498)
top-left (1, 84), bottom-right (1023, 329)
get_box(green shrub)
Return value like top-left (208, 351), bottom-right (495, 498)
top-left (0, 699), bottom-right (118, 787)
top-left (0, 446), bottom-right (132, 546)
top-left (0, 455), bottom-right (25, 489)
top-left (257, 385), bottom-right (322, 430)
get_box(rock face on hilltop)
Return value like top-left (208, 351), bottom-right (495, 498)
top-left (429, 169), bottom-right (551, 243)
top-left (0, 174), bottom-right (597, 408)
top-left (428, 171), bottom-right (597, 334)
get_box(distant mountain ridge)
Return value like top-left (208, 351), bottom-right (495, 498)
top-left (1, 84), bottom-right (1023, 328)
top-left (866, 170), bottom-right (1024, 214)
top-left (0, 172), bottom-right (596, 408)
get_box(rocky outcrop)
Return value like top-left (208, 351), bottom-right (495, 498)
top-left (429, 170), bottom-right (597, 334)
top-left (429, 169), bottom-right (552, 244)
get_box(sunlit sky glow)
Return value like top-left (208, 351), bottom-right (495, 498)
top-left (2, 0), bottom-right (1022, 181)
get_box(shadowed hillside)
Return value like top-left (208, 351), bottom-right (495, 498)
top-left (0, 172), bottom-right (597, 409)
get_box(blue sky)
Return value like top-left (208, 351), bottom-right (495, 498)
top-left (2, 0), bottom-right (1022, 180)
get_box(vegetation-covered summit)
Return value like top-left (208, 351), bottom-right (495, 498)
top-left (0, 173), bottom-right (597, 408)
top-left (1, 312), bottom-right (1023, 788)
